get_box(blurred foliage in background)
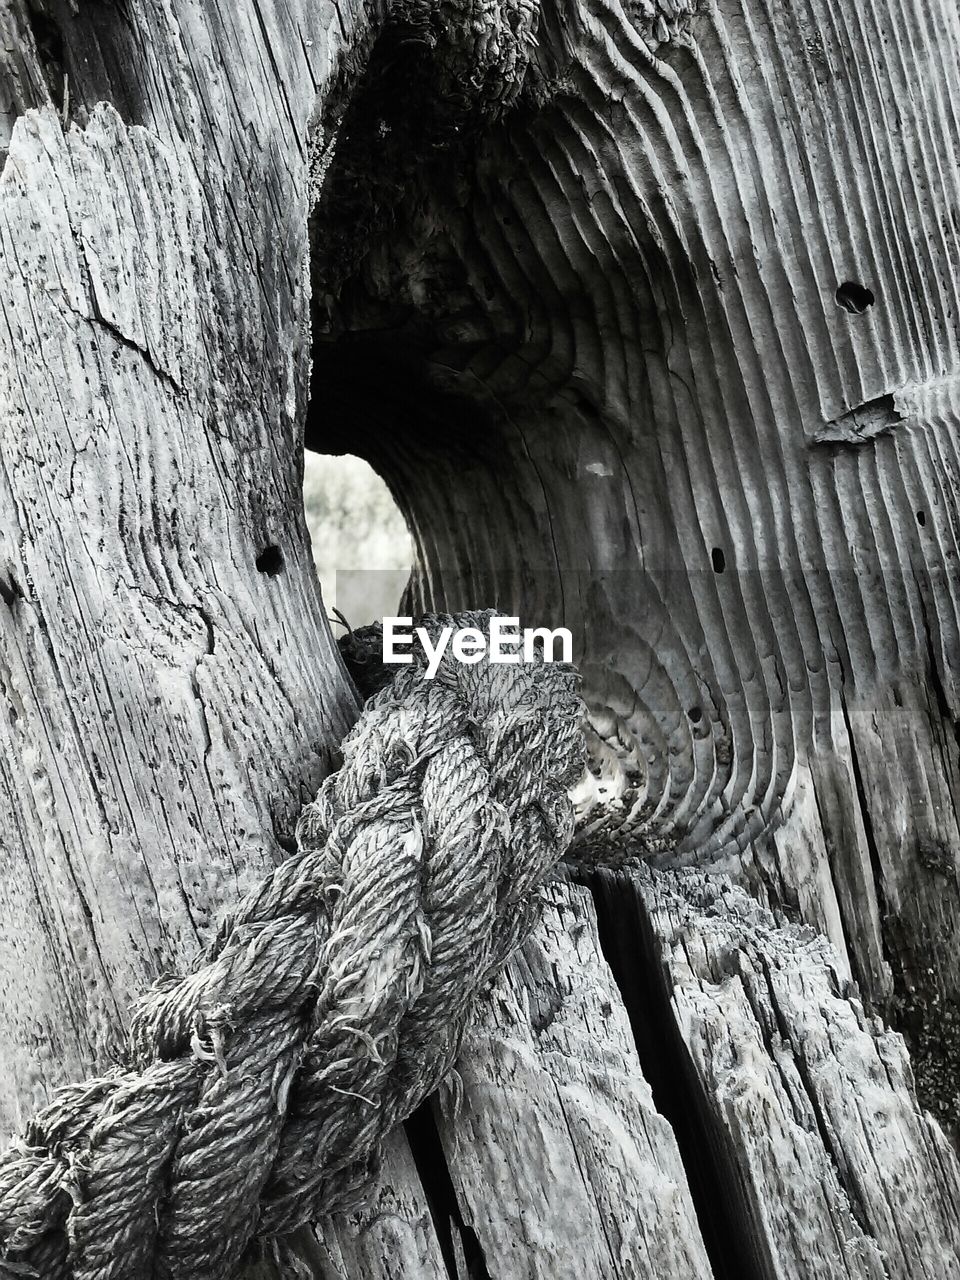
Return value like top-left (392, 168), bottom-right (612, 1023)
top-left (303, 451), bottom-right (413, 626)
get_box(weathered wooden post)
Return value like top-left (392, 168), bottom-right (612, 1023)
top-left (2, 0), bottom-right (959, 1275)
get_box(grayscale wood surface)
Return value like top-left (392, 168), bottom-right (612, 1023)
top-left (1, 0), bottom-right (959, 1276)
top-left (434, 878), bottom-right (713, 1279)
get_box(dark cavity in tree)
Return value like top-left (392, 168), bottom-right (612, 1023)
top-left (21, 0), bottom-right (141, 126)
top-left (23, 0), bottom-right (65, 104)
top-left (711, 547), bottom-right (726, 574)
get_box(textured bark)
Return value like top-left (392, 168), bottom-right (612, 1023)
top-left (433, 878), bottom-right (713, 1279)
top-left (2, 0), bottom-right (960, 1277)
top-left (0, 1), bottom-right (370, 1274)
top-left (0, 0), bottom-right (366, 1139)
top-left (306, 869), bottom-right (960, 1280)
top-left (594, 867), bottom-right (960, 1280)
top-left (311, 0), bottom-right (960, 1129)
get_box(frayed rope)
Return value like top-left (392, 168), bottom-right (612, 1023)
top-left (0, 611), bottom-right (584, 1279)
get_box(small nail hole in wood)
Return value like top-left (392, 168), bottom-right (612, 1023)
top-left (835, 280), bottom-right (875, 314)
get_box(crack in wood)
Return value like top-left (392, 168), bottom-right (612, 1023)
top-left (405, 1102), bottom-right (493, 1280)
top-left (587, 868), bottom-right (767, 1280)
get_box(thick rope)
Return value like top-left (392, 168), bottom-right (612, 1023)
top-left (0, 611), bottom-right (584, 1280)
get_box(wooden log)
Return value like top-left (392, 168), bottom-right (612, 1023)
top-left (309, 0), bottom-right (960, 1133)
top-left (309, 867), bottom-right (960, 1280)
top-left (0, 1), bottom-right (379, 1273)
top-left (0, 0), bottom-right (360, 1136)
top-left (1, 0), bottom-right (959, 1275)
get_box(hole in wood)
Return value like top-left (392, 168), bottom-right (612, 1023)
top-left (688, 706), bottom-right (703, 723)
top-left (303, 451), bottom-right (413, 624)
top-left (711, 547), bottom-right (726, 574)
top-left (835, 280), bottom-right (875, 314)
top-left (255, 545), bottom-right (285, 576)
top-left (917, 509), bottom-right (927, 527)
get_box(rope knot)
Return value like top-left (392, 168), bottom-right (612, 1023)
top-left (0, 612), bottom-right (584, 1279)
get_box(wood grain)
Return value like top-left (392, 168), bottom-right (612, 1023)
top-left (0, 0), bottom-right (366, 1129)
top-left (311, 0), bottom-right (960, 1120)
top-left (2, 0), bottom-right (959, 1275)
top-left (594, 865), bottom-right (960, 1280)
top-left (435, 878), bottom-right (713, 1279)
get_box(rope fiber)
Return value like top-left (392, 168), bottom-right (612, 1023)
top-left (0, 611), bottom-right (584, 1279)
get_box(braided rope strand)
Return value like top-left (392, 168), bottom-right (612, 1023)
top-left (0, 612), bottom-right (584, 1279)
